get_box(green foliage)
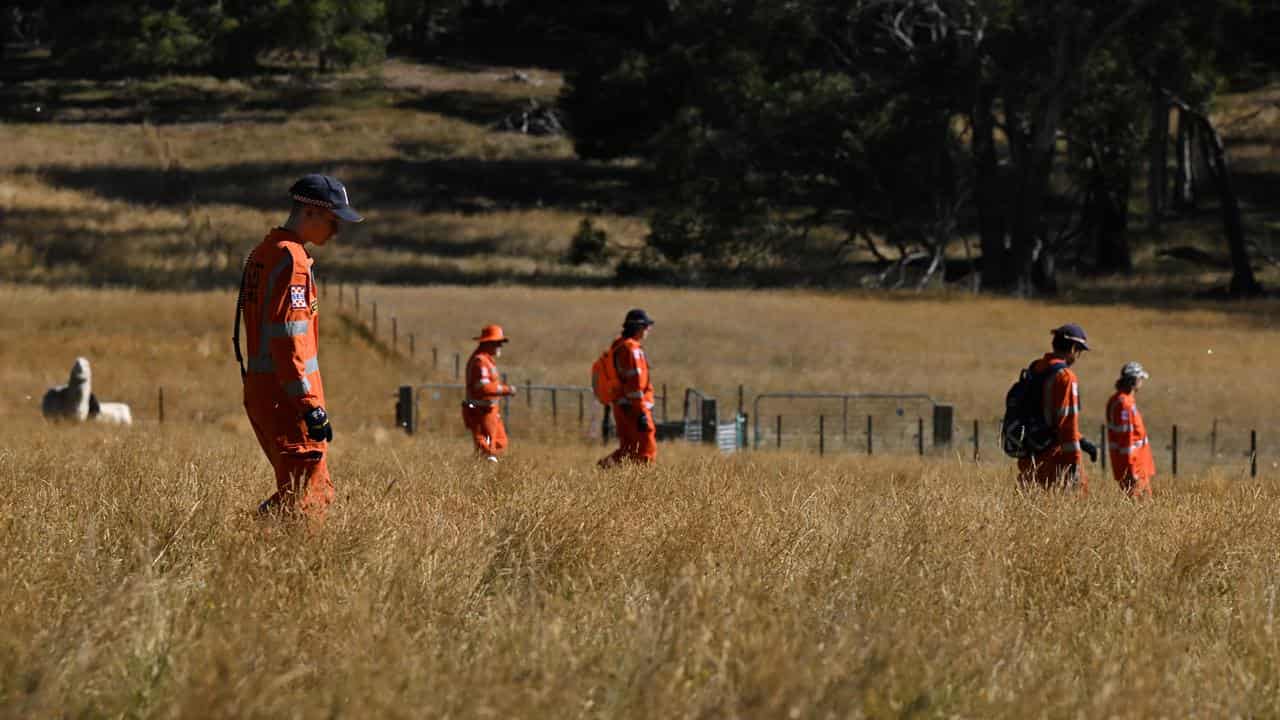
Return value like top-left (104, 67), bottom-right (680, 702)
top-left (567, 218), bottom-right (609, 265)
top-left (44, 0), bottom-right (386, 74)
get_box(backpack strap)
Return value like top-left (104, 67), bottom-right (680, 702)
top-left (1035, 360), bottom-right (1069, 425)
top-left (232, 252), bottom-right (250, 381)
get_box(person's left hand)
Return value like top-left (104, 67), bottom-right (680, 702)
top-left (304, 407), bottom-right (333, 442)
top-left (1080, 438), bottom-right (1098, 463)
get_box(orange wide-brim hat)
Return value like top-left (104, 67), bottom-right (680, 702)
top-left (473, 324), bottom-right (509, 343)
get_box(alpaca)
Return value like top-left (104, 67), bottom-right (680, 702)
top-left (42, 357), bottom-right (92, 421)
top-left (41, 357), bottom-right (133, 425)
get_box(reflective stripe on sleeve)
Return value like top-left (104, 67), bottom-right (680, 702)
top-left (1116, 438), bottom-right (1149, 455)
top-left (266, 320), bottom-right (310, 338)
top-left (620, 369), bottom-right (640, 378)
top-left (1108, 423), bottom-right (1133, 433)
top-left (284, 377), bottom-right (311, 397)
top-left (1056, 406), bottom-right (1078, 418)
top-left (302, 357), bottom-right (319, 375)
top-left (1060, 441), bottom-right (1081, 452)
top-left (625, 391), bottom-right (644, 399)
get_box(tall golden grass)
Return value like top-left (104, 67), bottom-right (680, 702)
top-left (7, 415), bottom-right (1280, 717)
top-left (5, 286), bottom-right (1280, 716)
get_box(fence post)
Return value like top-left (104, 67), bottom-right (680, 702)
top-left (525, 379), bottom-right (532, 408)
top-left (578, 392), bottom-right (585, 426)
top-left (409, 333), bottom-right (415, 359)
top-left (1100, 424), bottom-right (1107, 472)
top-left (972, 419), bottom-right (979, 461)
top-left (1251, 429), bottom-right (1258, 478)
top-left (917, 417), bottom-right (924, 456)
top-left (1211, 418), bottom-right (1218, 458)
top-left (866, 415), bottom-right (873, 455)
top-left (371, 301), bottom-right (378, 337)
top-left (738, 384), bottom-right (744, 416)
top-left (501, 373), bottom-right (509, 421)
top-left (1172, 424), bottom-right (1178, 477)
top-left (602, 405), bottom-right (612, 445)
top-left (339, 281), bottom-right (344, 307)
top-left (396, 385), bottom-right (415, 435)
top-left (776, 415), bottom-right (782, 450)
top-left (701, 398), bottom-right (718, 446)
top-left (842, 397), bottom-right (849, 446)
top-left (551, 388), bottom-right (558, 426)
top-left (932, 405), bottom-right (954, 447)
top-left (392, 317), bottom-right (398, 353)
top-left (662, 384), bottom-right (668, 422)
top-left (433, 347), bottom-right (439, 370)
top-left (819, 415), bottom-right (825, 457)
top-left (454, 353), bottom-right (461, 380)
top-left (355, 286), bottom-right (360, 311)
top-left (158, 386), bottom-right (165, 424)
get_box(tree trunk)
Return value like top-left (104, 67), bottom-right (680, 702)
top-left (1090, 171), bottom-right (1133, 274)
top-left (972, 86), bottom-right (1013, 291)
top-left (1173, 107), bottom-right (1196, 211)
top-left (1147, 86), bottom-right (1169, 229)
top-left (1193, 114), bottom-right (1262, 296)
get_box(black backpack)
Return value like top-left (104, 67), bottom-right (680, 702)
top-left (1001, 359), bottom-right (1067, 458)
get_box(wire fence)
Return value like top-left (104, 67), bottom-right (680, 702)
top-left (340, 283), bottom-right (1270, 476)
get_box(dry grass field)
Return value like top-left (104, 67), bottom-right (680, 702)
top-left (4, 53), bottom-right (1280, 718)
top-left (6, 286), bottom-right (1280, 717)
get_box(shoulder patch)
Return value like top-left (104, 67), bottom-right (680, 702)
top-left (289, 284), bottom-right (308, 309)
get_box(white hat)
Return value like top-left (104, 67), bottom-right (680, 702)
top-left (1120, 361), bottom-right (1149, 380)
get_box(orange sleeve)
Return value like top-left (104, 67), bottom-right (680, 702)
top-left (267, 247), bottom-right (321, 412)
top-left (468, 354), bottom-right (509, 400)
top-left (1111, 395), bottom-right (1141, 477)
top-left (613, 341), bottom-right (649, 407)
top-left (1048, 369), bottom-right (1082, 462)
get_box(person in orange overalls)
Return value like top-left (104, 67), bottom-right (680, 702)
top-left (235, 174), bottom-right (362, 522)
top-left (1106, 361), bottom-right (1156, 499)
top-left (599, 309), bottom-right (657, 468)
top-left (462, 325), bottom-right (517, 461)
top-left (1017, 323), bottom-right (1099, 493)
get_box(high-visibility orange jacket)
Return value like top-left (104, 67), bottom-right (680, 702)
top-left (1033, 352), bottom-right (1082, 464)
top-left (466, 349), bottom-right (513, 406)
top-left (610, 336), bottom-right (654, 411)
top-left (1017, 352), bottom-right (1084, 489)
top-left (1106, 390), bottom-right (1155, 487)
top-left (241, 228), bottom-right (325, 415)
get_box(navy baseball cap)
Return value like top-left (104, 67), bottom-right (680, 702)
top-left (1051, 323), bottom-right (1090, 350)
top-left (623, 308), bottom-right (655, 328)
top-left (289, 174), bottom-right (363, 223)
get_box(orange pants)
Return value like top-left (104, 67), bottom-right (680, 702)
top-left (1017, 453), bottom-right (1087, 495)
top-left (245, 399), bottom-right (334, 522)
top-left (599, 404), bottom-right (657, 467)
top-left (1115, 471), bottom-right (1152, 499)
top-left (462, 405), bottom-right (508, 457)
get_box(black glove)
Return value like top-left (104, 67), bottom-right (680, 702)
top-left (638, 412), bottom-right (652, 433)
top-left (1080, 438), bottom-right (1098, 463)
top-left (304, 407), bottom-right (333, 442)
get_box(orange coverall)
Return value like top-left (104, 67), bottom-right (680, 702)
top-left (240, 228), bottom-right (334, 520)
top-left (1017, 353), bottom-right (1086, 493)
top-left (1106, 390), bottom-right (1155, 498)
top-left (462, 348), bottom-right (513, 456)
top-left (600, 336), bottom-right (657, 466)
